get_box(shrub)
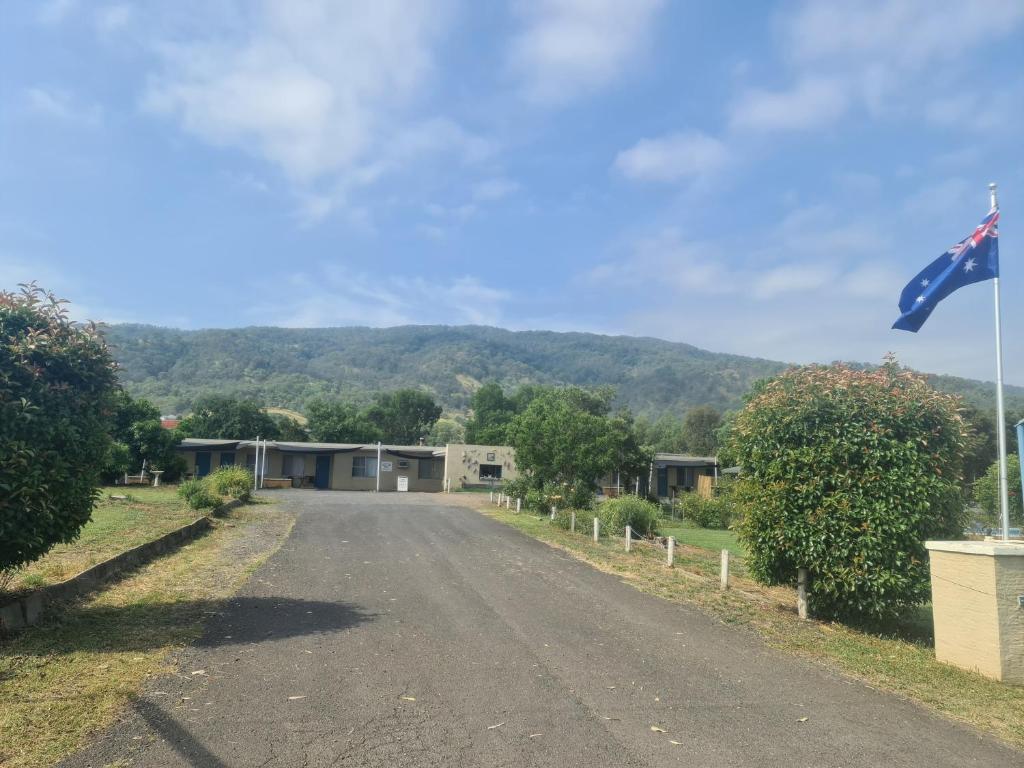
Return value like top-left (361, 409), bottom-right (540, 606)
top-left (208, 465), bottom-right (253, 502)
top-left (1, 285), bottom-right (118, 573)
top-left (677, 493), bottom-right (736, 529)
top-left (596, 495), bottom-right (661, 537)
top-left (727, 361), bottom-right (968, 621)
top-left (177, 479), bottom-right (220, 511)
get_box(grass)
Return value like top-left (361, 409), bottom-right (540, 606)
top-left (0, 502), bottom-right (295, 768)
top-left (462, 499), bottom-right (1024, 753)
top-left (657, 517), bottom-right (745, 557)
top-left (6, 486), bottom-right (203, 594)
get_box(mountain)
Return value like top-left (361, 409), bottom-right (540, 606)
top-left (101, 324), bottom-right (1024, 419)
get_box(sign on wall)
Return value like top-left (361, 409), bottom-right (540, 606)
top-left (380, 461), bottom-right (394, 473)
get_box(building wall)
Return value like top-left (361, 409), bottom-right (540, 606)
top-left (180, 447), bottom-right (443, 492)
top-left (443, 444), bottom-right (518, 489)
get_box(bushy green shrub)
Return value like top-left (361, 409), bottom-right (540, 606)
top-left (596, 495), bottom-right (661, 537)
top-left (728, 361), bottom-right (968, 621)
top-left (177, 479), bottom-right (220, 511)
top-left (502, 478), bottom-right (595, 515)
top-left (208, 465), bottom-right (253, 502)
top-left (1, 285), bottom-right (118, 573)
top-left (678, 493), bottom-right (736, 529)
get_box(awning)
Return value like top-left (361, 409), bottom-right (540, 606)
top-left (176, 441), bottom-right (239, 451)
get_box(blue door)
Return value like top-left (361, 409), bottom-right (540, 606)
top-left (657, 466), bottom-right (668, 497)
top-left (314, 455), bottom-right (331, 489)
top-left (196, 451), bottom-right (212, 478)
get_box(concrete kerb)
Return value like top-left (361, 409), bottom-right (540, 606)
top-left (0, 498), bottom-right (244, 634)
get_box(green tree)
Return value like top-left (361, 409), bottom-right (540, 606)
top-left (306, 400), bottom-right (381, 444)
top-left (633, 413), bottom-right (687, 453)
top-left (428, 417), bottom-right (465, 446)
top-left (681, 405), bottom-right (721, 455)
top-left (273, 415), bottom-right (310, 442)
top-left (366, 389), bottom-right (441, 444)
top-left (973, 454), bottom-right (1023, 525)
top-left (728, 362), bottom-right (969, 621)
top-left (507, 387), bottom-right (641, 508)
top-left (464, 382), bottom-right (515, 444)
top-left (103, 390), bottom-right (183, 481)
top-left (177, 394), bottom-right (280, 439)
top-left (1, 285), bottom-right (118, 573)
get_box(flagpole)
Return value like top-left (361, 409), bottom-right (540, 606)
top-left (990, 182), bottom-right (1011, 541)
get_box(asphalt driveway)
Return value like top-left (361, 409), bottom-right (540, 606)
top-left (64, 490), bottom-right (1020, 767)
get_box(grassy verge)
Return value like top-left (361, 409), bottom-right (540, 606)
top-left (465, 501), bottom-right (1024, 752)
top-left (8, 486), bottom-right (202, 593)
top-left (657, 517), bottom-right (745, 557)
top-left (0, 502), bottom-right (295, 768)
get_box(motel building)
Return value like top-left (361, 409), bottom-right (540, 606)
top-left (177, 439), bottom-right (518, 493)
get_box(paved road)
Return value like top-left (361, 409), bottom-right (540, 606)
top-left (66, 491), bottom-right (1018, 767)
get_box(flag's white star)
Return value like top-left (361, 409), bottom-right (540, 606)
top-left (920, 278), bottom-right (930, 287)
top-left (964, 257), bottom-right (977, 272)
top-left (916, 295), bottom-right (925, 303)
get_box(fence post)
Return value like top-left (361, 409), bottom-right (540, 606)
top-left (490, 490), bottom-right (493, 503)
top-left (505, 496), bottom-right (510, 509)
top-left (797, 568), bottom-right (809, 619)
top-left (720, 549), bottom-right (730, 590)
top-left (625, 525), bottom-right (632, 551)
top-left (593, 517), bottom-right (600, 543)
top-left (516, 498), bottom-right (521, 513)
top-left (666, 536), bottom-right (675, 567)
top-left (570, 510), bottom-right (576, 532)
top-left (550, 505), bottom-right (556, 521)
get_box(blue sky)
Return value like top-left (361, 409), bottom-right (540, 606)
top-left (2, 0), bottom-right (1023, 383)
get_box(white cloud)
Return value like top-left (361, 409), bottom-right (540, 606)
top-left (251, 266), bottom-right (509, 327)
top-left (729, 77), bottom-right (848, 133)
top-left (37, 0), bottom-right (77, 25)
top-left (614, 132), bottom-right (729, 183)
top-left (752, 264), bottom-right (836, 300)
top-left (25, 87), bottom-right (102, 127)
top-left (95, 4), bottom-right (133, 35)
top-left (787, 0), bottom-right (1023, 70)
top-left (507, 0), bottom-right (665, 104)
top-left (472, 177), bottom-right (521, 201)
top-left (142, 1), bottom-right (471, 199)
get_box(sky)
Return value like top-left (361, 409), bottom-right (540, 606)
top-left (2, 0), bottom-right (1023, 384)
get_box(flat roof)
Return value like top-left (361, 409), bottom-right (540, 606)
top-left (653, 453), bottom-right (718, 467)
top-left (178, 438), bottom-right (448, 454)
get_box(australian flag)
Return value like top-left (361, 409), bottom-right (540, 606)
top-left (893, 207), bottom-right (1000, 332)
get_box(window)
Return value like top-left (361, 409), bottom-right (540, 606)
top-left (397, 459), bottom-right (410, 469)
top-left (418, 459), bottom-right (441, 480)
top-left (352, 456), bottom-right (378, 478)
top-left (282, 454), bottom-right (307, 477)
top-left (219, 451), bottom-right (235, 467)
top-left (479, 464), bottom-right (502, 480)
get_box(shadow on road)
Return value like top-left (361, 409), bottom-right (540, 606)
top-left (13, 597), bottom-right (375, 655)
top-left (132, 696), bottom-right (229, 768)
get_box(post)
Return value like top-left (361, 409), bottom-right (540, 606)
top-left (505, 496), bottom-right (510, 509)
top-left (720, 549), bottom-right (730, 590)
top-left (990, 182), bottom-right (1010, 541)
top-left (489, 490), bottom-right (494, 503)
top-left (593, 517), bottom-right (599, 542)
top-left (260, 438), bottom-right (267, 489)
top-left (570, 510), bottom-right (576, 532)
top-left (253, 436), bottom-right (260, 491)
top-left (516, 498), bottom-right (521, 513)
top-left (625, 525), bottom-right (632, 551)
top-left (1016, 420), bottom-right (1024, 520)
top-left (376, 441), bottom-right (382, 493)
top-left (797, 568), bottom-right (809, 619)
top-left (666, 536), bottom-right (675, 567)
top-left (550, 505), bottom-right (556, 521)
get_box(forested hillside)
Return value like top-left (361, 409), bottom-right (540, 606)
top-left (102, 324), bottom-right (1024, 418)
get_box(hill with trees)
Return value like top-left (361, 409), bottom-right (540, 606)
top-left (101, 323), bottom-right (1024, 420)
